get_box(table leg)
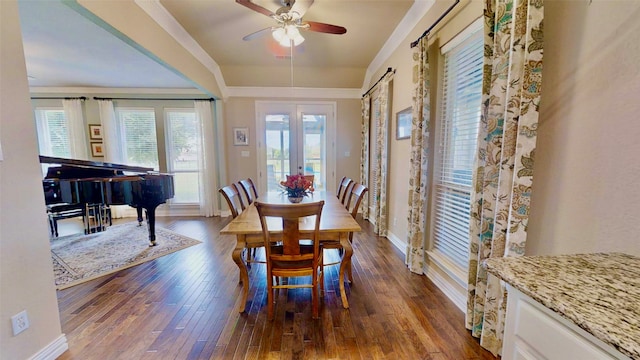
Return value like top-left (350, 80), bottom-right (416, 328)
top-left (232, 234), bottom-right (249, 313)
top-left (338, 232), bottom-right (353, 309)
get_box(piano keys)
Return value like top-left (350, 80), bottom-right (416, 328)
top-left (41, 155), bottom-right (174, 246)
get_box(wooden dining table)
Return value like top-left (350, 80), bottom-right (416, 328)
top-left (220, 190), bottom-right (362, 313)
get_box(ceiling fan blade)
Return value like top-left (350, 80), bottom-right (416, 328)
top-left (242, 27), bottom-right (274, 41)
top-left (290, 0), bottom-right (313, 17)
top-left (236, 0), bottom-right (275, 17)
top-left (304, 21), bottom-right (347, 35)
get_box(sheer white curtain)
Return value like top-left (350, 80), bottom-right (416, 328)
top-left (98, 99), bottom-right (127, 218)
top-left (97, 99), bottom-right (120, 162)
top-left (62, 98), bottom-right (88, 159)
top-left (195, 100), bottom-right (218, 217)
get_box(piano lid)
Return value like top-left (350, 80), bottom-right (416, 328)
top-left (39, 156), bottom-right (154, 174)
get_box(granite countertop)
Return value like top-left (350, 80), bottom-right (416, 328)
top-left (483, 253), bottom-right (640, 359)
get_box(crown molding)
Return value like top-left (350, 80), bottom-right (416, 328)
top-left (134, 0), bottom-right (228, 99)
top-left (361, 0), bottom-right (436, 94)
top-left (226, 87), bottom-right (361, 99)
top-left (29, 87), bottom-right (206, 95)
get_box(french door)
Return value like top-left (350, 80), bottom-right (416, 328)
top-left (256, 102), bottom-right (336, 193)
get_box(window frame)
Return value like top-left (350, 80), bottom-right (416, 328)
top-left (34, 107), bottom-right (71, 158)
top-left (427, 19), bottom-right (484, 284)
top-left (164, 107), bottom-right (201, 205)
top-left (115, 106), bottom-right (160, 171)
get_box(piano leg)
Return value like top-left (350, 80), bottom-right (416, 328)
top-left (136, 206), bottom-right (144, 226)
top-left (146, 205), bottom-right (159, 247)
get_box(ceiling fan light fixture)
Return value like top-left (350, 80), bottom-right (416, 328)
top-left (272, 27), bottom-right (286, 43)
top-left (272, 24), bottom-right (305, 47)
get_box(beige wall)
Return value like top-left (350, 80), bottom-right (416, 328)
top-left (527, 0), bottom-right (640, 256)
top-left (0, 1), bottom-right (66, 358)
top-left (366, 0), bottom-right (483, 246)
top-left (222, 97), bottom-right (362, 192)
top-left (370, 0), bottom-right (640, 259)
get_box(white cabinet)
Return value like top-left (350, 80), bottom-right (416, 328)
top-left (502, 286), bottom-right (631, 360)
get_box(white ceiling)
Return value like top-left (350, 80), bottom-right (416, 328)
top-left (18, 0), bottom-right (423, 92)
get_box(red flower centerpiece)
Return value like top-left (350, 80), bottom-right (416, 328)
top-left (280, 174), bottom-right (313, 203)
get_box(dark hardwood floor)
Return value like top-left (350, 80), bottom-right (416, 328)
top-left (55, 215), bottom-right (497, 360)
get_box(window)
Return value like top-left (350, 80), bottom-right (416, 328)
top-left (165, 109), bottom-right (201, 204)
top-left (35, 108), bottom-right (71, 158)
top-left (116, 108), bottom-right (159, 170)
top-left (430, 24), bottom-right (483, 271)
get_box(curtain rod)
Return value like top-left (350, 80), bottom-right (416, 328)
top-left (410, 0), bottom-right (460, 48)
top-left (93, 97), bottom-right (215, 101)
top-left (31, 96), bottom-right (87, 100)
top-left (363, 67), bottom-right (396, 97)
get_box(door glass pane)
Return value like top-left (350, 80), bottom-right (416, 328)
top-left (265, 114), bottom-right (290, 192)
top-left (302, 114), bottom-right (326, 190)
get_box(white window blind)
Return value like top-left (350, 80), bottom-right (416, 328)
top-left (116, 108), bottom-right (159, 170)
top-left (35, 108), bottom-right (71, 158)
top-left (431, 29), bottom-right (483, 270)
top-left (166, 109), bottom-right (200, 204)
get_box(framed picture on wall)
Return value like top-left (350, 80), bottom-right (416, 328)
top-left (89, 124), bottom-right (103, 140)
top-left (233, 127), bottom-right (249, 146)
top-left (91, 142), bottom-right (104, 157)
top-left (396, 107), bottom-right (412, 140)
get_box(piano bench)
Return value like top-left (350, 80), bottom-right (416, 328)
top-left (47, 204), bottom-right (112, 237)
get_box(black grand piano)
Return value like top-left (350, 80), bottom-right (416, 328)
top-left (41, 155), bottom-right (174, 246)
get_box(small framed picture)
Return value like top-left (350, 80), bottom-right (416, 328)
top-left (396, 107), bottom-right (412, 140)
top-left (233, 127), bottom-right (249, 146)
top-left (90, 142), bottom-right (104, 157)
top-left (89, 124), bottom-right (103, 140)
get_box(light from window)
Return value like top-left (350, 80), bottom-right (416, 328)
top-left (431, 27), bottom-right (483, 270)
top-left (35, 108), bottom-right (71, 158)
top-left (117, 108), bottom-right (159, 170)
top-left (265, 114), bottom-right (291, 192)
top-left (166, 109), bottom-right (201, 204)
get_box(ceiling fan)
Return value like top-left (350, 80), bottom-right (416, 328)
top-left (236, 0), bottom-right (347, 47)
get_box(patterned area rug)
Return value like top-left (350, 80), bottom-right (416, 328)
top-left (51, 222), bottom-right (201, 290)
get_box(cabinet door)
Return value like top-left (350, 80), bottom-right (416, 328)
top-left (502, 286), bottom-right (630, 360)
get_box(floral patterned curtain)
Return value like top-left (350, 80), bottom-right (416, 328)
top-left (359, 94), bottom-right (371, 220)
top-left (405, 37), bottom-right (431, 274)
top-left (371, 72), bottom-right (394, 236)
top-left (465, 0), bottom-right (544, 355)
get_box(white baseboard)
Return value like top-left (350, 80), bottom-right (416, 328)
top-left (424, 262), bottom-right (467, 313)
top-left (384, 230), bottom-right (466, 313)
top-left (30, 334), bottom-right (68, 360)
top-left (385, 231), bottom-right (406, 255)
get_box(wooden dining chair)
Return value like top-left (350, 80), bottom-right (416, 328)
top-left (218, 183), bottom-right (246, 218)
top-left (323, 183), bottom-right (368, 282)
top-left (337, 177), bottom-right (354, 205)
top-left (304, 174), bottom-right (315, 192)
top-left (219, 183), bottom-right (263, 270)
top-left (255, 200), bottom-right (325, 320)
top-left (239, 178), bottom-right (258, 205)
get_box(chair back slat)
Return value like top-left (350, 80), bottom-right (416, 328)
top-left (239, 178), bottom-right (259, 205)
top-left (255, 201), bottom-right (324, 259)
top-left (219, 183), bottom-right (245, 218)
top-left (346, 184), bottom-right (368, 219)
top-left (337, 177), bottom-right (354, 204)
